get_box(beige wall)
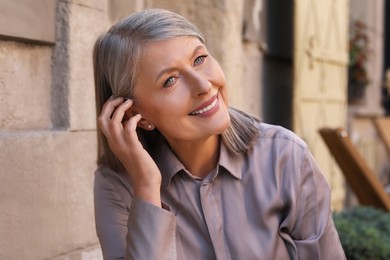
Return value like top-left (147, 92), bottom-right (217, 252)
top-left (0, 0), bottom-right (107, 259)
top-left (0, 0), bottom-right (262, 259)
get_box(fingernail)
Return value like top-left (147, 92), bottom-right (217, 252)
top-left (124, 99), bottom-right (132, 104)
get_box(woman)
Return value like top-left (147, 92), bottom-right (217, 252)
top-left (93, 8), bottom-right (345, 259)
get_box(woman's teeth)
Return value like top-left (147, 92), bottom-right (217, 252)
top-left (190, 99), bottom-right (218, 115)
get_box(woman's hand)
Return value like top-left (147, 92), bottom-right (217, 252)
top-left (98, 97), bottom-right (162, 207)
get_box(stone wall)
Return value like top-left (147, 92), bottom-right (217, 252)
top-left (0, 0), bottom-right (107, 259)
top-left (0, 0), bottom-right (263, 259)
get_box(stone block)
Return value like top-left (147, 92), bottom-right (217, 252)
top-left (108, 0), bottom-right (144, 23)
top-left (0, 41), bottom-right (52, 130)
top-left (0, 0), bottom-right (55, 43)
top-left (67, 2), bottom-right (108, 131)
top-left (0, 130), bottom-right (98, 260)
top-left (242, 43), bottom-right (262, 117)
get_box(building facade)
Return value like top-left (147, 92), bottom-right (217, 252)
top-left (0, 0), bottom-right (263, 259)
top-left (3, 0), bottom-right (387, 259)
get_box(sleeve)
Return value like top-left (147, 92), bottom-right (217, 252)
top-left (126, 198), bottom-right (177, 259)
top-left (94, 170), bottom-right (177, 260)
top-left (279, 148), bottom-right (346, 259)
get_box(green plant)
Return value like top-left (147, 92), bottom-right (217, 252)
top-left (333, 206), bottom-right (390, 260)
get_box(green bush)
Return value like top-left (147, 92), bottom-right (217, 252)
top-left (333, 206), bottom-right (390, 260)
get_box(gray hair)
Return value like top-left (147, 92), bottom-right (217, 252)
top-left (93, 8), bottom-right (259, 171)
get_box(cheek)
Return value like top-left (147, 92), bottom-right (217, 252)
top-left (216, 64), bottom-right (226, 83)
top-left (208, 59), bottom-right (227, 87)
top-left (138, 98), bottom-right (182, 126)
top-left (221, 87), bottom-right (229, 106)
top-left (133, 87), bottom-right (164, 122)
top-left (210, 62), bottom-right (228, 104)
top-left (137, 104), bottom-right (159, 122)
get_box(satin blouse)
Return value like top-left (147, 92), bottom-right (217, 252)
top-left (94, 122), bottom-right (346, 259)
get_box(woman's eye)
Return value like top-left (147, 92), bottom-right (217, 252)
top-left (163, 77), bottom-right (176, 87)
top-left (194, 55), bottom-right (208, 66)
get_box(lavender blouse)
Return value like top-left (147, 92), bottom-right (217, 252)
top-left (94, 122), bottom-right (345, 259)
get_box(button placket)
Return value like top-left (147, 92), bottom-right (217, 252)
top-left (199, 180), bottom-right (231, 259)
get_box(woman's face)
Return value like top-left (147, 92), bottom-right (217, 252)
top-left (133, 36), bottom-right (230, 145)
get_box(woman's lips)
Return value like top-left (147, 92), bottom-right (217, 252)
top-left (189, 94), bottom-right (219, 116)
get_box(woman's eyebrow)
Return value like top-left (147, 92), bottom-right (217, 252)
top-left (154, 45), bottom-right (205, 82)
top-left (191, 45), bottom-right (205, 57)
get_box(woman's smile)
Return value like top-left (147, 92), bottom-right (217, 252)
top-left (189, 93), bottom-right (219, 116)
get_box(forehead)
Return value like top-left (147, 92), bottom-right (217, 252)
top-left (140, 37), bottom-right (205, 68)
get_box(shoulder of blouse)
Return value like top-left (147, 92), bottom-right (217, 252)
top-left (256, 122), bottom-right (308, 150)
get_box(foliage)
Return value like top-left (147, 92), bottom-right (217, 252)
top-left (333, 206), bottom-right (390, 260)
top-left (349, 19), bottom-right (370, 87)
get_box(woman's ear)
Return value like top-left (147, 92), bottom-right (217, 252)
top-left (137, 119), bottom-right (155, 131)
top-left (123, 107), bottom-right (153, 130)
top-left (129, 103), bottom-right (155, 130)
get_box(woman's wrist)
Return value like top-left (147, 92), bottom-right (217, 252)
top-left (133, 185), bottom-right (162, 208)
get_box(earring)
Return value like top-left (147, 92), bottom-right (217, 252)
top-left (148, 124), bottom-right (154, 130)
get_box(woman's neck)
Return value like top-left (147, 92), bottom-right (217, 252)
top-left (167, 135), bottom-right (220, 178)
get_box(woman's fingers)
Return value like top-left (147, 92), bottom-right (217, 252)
top-left (98, 97), bottom-right (125, 136)
top-left (111, 99), bottom-right (134, 123)
top-left (123, 113), bottom-right (142, 131)
top-left (99, 96), bottom-right (122, 119)
top-left (98, 97), bottom-right (135, 137)
top-left (98, 97), bottom-right (144, 152)
top-left (123, 114), bottom-right (142, 144)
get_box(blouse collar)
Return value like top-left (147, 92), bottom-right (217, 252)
top-left (151, 135), bottom-right (243, 189)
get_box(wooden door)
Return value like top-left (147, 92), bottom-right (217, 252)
top-left (293, 0), bottom-right (349, 209)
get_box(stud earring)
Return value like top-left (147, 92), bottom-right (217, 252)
top-left (148, 124), bottom-right (154, 130)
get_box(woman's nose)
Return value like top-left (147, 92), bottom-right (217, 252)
top-left (188, 71), bottom-right (212, 96)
